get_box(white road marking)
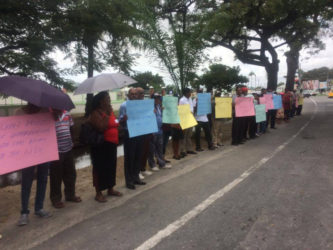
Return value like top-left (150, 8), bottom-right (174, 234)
top-left (135, 99), bottom-right (318, 250)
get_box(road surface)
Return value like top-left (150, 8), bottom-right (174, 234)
top-left (2, 96), bottom-right (333, 250)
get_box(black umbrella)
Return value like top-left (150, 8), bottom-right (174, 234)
top-left (0, 76), bottom-right (75, 110)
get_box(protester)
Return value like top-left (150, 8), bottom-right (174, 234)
top-left (259, 88), bottom-right (267, 134)
top-left (179, 88), bottom-right (195, 157)
top-left (242, 86), bottom-right (256, 140)
top-left (231, 86), bottom-right (244, 145)
top-left (193, 89), bottom-right (215, 151)
top-left (283, 90), bottom-right (292, 121)
top-left (211, 91), bottom-right (224, 147)
top-left (148, 94), bottom-right (171, 170)
top-left (16, 103), bottom-right (51, 226)
top-left (49, 109), bottom-right (81, 209)
top-left (296, 89), bottom-right (304, 115)
top-left (290, 90), bottom-right (297, 118)
top-left (119, 88), bottom-right (146, 190)
top-left (266, 89), bottom-right (277, 129)
top-left (89, 91), bottom-right (122, 202)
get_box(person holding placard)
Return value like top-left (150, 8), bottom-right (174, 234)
top-left (193, 89), bottom-right (214, 151)
top-left (16, 103), bottom-right (52, 226)
top-left (119, 88), bottom-right (145, 190)
top-left (266, 89), bottom-right (277, 129)
top-left (231, 86), bottom-right (243, 145)
top-left (283, 90), bottom-right (292, 121)
top-left (296, 89), bottom-right (304, 115)
top-left (179, 88), bottom-right (195, 157)
top-left (242, 86), bottom-right (256, 140)
top-left (211, 91), bottom-right (224, 147)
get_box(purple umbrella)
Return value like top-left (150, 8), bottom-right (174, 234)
top-left (0, 76), bottom-right (75, 110)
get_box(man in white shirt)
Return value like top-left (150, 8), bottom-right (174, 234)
top-left (193, 89), bottom-right (215, 151)
top-left (179, 88), bottom-right (195, 157)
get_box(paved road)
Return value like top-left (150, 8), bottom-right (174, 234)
top-left (3, 96), bottom-right (333, 250)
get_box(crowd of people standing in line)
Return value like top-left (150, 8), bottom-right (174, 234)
top-left (14, 85), bottom-right (304, 227)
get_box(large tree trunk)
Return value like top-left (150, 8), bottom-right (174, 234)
top-left (266, 60), bottom-right (279, 91)
top-left (285, 48), bottom-right (299, 91)
top-left (84, 43), bottom-right (94, 117)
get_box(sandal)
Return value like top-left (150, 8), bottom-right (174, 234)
top-left (107, 189), bottom-right (123, 197)
top-left (95, 194), bottom-right (107, 203)
top-left (52, 201), bottom-right (65, 209)
top-left (173, 155), bottom-right (181, 160)
top-left (66, 196), bottom-right (82, 203)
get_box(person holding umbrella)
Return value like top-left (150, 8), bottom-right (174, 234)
top-left (16, 103), bottom-right (52, 226)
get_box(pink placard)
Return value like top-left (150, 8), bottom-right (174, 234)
top-left (235, 97), bottom-right (255, 117)
top-left (259, 97), bottom-right (268, 112)
top-left (264, 94), bottom-right (274, 110)
top-left (0, 113), bottom-right (59, 175)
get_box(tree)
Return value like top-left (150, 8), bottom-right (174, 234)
top-left (202, 0), bottom-right (328, 91)
top-left (137, 0), bottom-right (208, 94)
top-left (280, 0), bottom-right (333, 91)
top-left (199, 64), bottom-right (248, 92)
top-left (63, 0), bottom-right (137, 115)
top-left (301, 67), bottom-right (333, 81)
top-left (132, 71), bottom-right (165, 91)
top-left (0, 0), bottom-right (73, 89)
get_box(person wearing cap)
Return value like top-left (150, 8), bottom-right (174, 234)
top-left (193, 89), bottom-right (215, 151)
top-left (179, 88), bottom-right (195, 157)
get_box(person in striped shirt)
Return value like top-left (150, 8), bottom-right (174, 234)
top-left (49, 110), bottom-right (81, 208)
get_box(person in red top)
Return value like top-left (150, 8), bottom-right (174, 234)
top-left (89, 91), bottom-right (122, 202)
top-left (283, 90), bottom-right (292, 121)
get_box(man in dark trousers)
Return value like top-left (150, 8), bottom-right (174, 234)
top-left (119, 88), bottom-right (146, 190)
top-left (231, 85), bottom-right (243, 145)
top-left (266, 88), bottom-right (277, 129)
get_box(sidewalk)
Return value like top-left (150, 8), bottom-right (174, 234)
top-left (0, 123), bottom-right (232, 248)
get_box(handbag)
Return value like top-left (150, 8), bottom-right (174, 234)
top-left (79, 122), bottom-right (104, 146)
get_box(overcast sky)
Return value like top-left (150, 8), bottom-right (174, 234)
top-left (56, 36), bottom-right (333, 89)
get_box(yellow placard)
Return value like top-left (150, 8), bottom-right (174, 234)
top-left (178, 104), bottom-right (198, 130)
top-left (215, 97), bottom-right (232, 118)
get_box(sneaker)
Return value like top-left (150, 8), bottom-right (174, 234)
top-left (142, 170), bottom-right (153, 176)
top-left (164, 164), bottom-right (172, 169)
top-left (35, 209), bottom-right (52, 218)
top-left (139, 173), bottom-right (145, 180)
top-left (151, 166), bottom-right (159, 172)
top-left (18, 214), bottom-right (29, 226)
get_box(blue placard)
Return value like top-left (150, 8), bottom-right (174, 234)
top-left (197, 93), bottom-right (212, 115)
top-left (126, 99), bottom-right (158, 138)
top-left (273, 94), bottom-right (282, 109)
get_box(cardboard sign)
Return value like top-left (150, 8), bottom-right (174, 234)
top-left (178, 104), bottom-right (198, 130)
top-left (215, 97), bottom-right (232, 118)
top-left (255, 104), bottom-right (266, 123)
top-left (197, 93), bottom-right (212, 115)
top-left (259, 97), bottom-right (268, 112)
top-left (264, 94), bottom-right (274, 110)
top-left (0, 113), bottom-right (58, 175)
top-left (127, 99), bottom-right (158, 138)
top-left (235, 97), bottom-right (255, 117)
top-left (273, 94), bottom-right (282, 109)
top-left (162, 96), bottom-right (180, 124)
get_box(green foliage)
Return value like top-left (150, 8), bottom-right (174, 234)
top-left (136, 0), bottom-right (208, 94)
top-left (301, 67), bottom-right (333, 81)
top-left (132, 71), bottom-right (165, 91)
top-left (199, 64), bottom-right (248, 92)
top-left (63, 0), bottom-right (138, 76)
top-left (0, 0), bottom-right (73, 88)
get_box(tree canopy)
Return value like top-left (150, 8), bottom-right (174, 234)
top-left (0, 0), bottom-right (73, 89)
top-left (301, 67), bottom-right (333, 81)
top-left (132, 71), bottom-right (165, 91)
top-left (136, 0), bottom-right (208, 94)
top-left (199, 64), bottom-right (248, 92)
